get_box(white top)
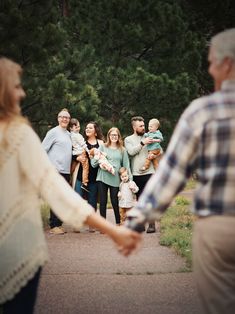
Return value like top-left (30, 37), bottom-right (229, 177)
top-left (0, 122), bottom-right (94, 303)
top-left (71, 131), bottom-right (89, 155)
top-left (124, 133), bottom-right (155, 176)
top-left (118, 180), bottom-right (139, 208)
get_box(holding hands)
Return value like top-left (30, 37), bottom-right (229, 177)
top-left (112, 225), bottom-right (142, 256)
top-left (85, 212), bottom-right (142, 256)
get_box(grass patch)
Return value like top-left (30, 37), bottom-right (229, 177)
top-left (41, 202), bottom-right (49, 228)
top-left (40, 196), bottom-right (112, 229)
top-left (175, 195), bottom-right (190, 206)
top-left (159, 196), bottom-right (196, 270)
top-left (185, 176), bottom-right (197, 190)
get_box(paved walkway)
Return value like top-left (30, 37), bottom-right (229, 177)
top-left (35, 190), bottom-right (201, 314)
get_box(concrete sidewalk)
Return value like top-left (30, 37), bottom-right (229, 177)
top-left (35, 192), bottom-right (201, 314)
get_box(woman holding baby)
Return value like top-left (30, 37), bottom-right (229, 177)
top-left (91, 127), bottom-right (131, 225)
top-left (72, 121), bottom-right (104, 215)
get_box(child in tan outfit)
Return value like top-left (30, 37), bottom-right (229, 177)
top-left (118, 167), bottom-right (139, 224)
top-left (69, 118), bottom-right (89, 191)
top-left (140, 118), bottom-right (163, 172)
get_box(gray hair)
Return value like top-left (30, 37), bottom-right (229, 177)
top-left (211, 28), bottom-right (235, 63)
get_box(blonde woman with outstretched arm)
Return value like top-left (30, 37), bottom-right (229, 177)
top-left (0, 57), bottom-right (141, 314)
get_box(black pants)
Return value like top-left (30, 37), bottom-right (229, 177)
top-left (98, 181), bottom-right (120, 224)
top-left (133, 174), bottom-right (152, 200)
top-left (133, 174), bottom-right (155, 229)
top-left (3, 268), bottom-right (41, 314)
top-left (49, 173), bottom-right (70, 228)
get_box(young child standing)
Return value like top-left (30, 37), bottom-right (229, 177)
top-left (140, 118), bottom-right (163, 172)
top-left (118, 167), bottom-right (139, 225)
top-left (69, 118), bottom-right (90, 191)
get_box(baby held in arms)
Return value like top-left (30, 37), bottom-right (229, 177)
top-left (89, 148), bottom-right (115, 175)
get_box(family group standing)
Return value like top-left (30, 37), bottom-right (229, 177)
top-left (43, 112), bottom-right (164, 234)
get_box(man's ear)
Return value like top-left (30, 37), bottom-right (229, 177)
top-left (224, 57), bottom-right (234, 74)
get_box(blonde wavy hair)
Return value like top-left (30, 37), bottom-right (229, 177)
top-left (0, 57), bottom-right (28, 146)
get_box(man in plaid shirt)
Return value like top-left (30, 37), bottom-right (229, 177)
top-left (128, 28), bottom-right (235, 313)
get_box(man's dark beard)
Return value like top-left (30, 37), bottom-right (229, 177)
top-left (136, 130), bottom-right (145, 136)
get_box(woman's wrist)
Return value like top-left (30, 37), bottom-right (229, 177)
top-left (86, 212), bottom-right (117, 237)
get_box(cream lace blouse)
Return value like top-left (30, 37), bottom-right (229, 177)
top-left (0, 122), bottom-right (94, 303)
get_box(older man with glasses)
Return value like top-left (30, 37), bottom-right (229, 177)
top-left (42, 108), bottom-right (72, 234)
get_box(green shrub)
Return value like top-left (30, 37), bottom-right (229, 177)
top-left (175, 196), bottom-right (190, 206)
top-left (185, 177), bottom-right (197, 190)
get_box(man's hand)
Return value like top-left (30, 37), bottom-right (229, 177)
top-left (142, 137), bottom-right (155, 145)
top-left (152, 139), bottom-right (161, 143)
top-left (114, 226), bottom-right (142, 256)
top-left (124, 208), bottom-right (146, 233)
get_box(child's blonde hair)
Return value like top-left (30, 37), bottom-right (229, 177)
top-left (149, 118), bottom-right (160, 129)
top-left (119, 167), bottom-right (128, 176)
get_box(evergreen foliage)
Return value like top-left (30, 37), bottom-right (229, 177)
top-left (0, 0), bottom-right (234, 142)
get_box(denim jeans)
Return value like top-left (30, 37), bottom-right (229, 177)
top-left (49, 173), bottom-right (70, 228)
top-left (75, 180), bottom-right (98, 210)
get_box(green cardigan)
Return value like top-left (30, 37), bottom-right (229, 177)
top-left (91, 145), bottom-right (131, 187)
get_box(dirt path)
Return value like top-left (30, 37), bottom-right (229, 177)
top-left (35, 190), bottom-right (201, 314)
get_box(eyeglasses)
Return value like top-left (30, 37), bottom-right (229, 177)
top-left (58, 116), bottom-right (70, 120)
top-left (110, 134), bottom-right (118, 137)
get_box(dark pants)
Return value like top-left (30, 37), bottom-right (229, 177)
top-left (133, 174), bottom-right (155, 230)
top-left (49, 173), bottom-right (70, 228)
top-left (98, 181), bottom-right (120, 224)
top-left (133, 174), bottom-right (152, 200)
top-left (75, 180), bottom-right (98, 210)
top-left (3, 268), bottom-right (41, 314)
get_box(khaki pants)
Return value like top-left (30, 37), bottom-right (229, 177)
top-left (193, 216), bottom-right (235, 314)
top-left (143, 148), bottom-right (162, 170)
top-left (80, 150), bottom-right (89, 185)
top-left (119, 207), bottom-right (132, 225)
top-left (71, 150), bottom-right (89, 185)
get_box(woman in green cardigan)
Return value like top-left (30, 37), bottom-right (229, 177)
top-left (91, 127), bottom-right (132, 225)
